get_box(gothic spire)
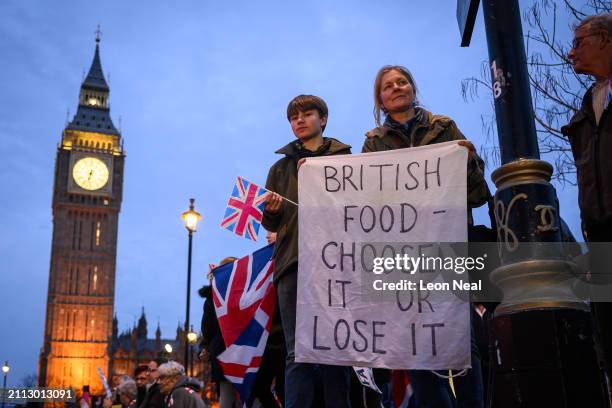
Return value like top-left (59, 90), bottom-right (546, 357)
top-left (137, 307), bottom-right (148, 339)
top-left (82, 26), bottom-right (109, 92)
top-left (112, 314), bottom-right (118, 340)
top-left (66, 30), bottom-right (119, 136)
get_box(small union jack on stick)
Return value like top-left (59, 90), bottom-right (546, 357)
top-left (220, 177), bottom-right (297, 241)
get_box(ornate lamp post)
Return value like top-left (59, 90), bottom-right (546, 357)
top-left (2, 361), bottom-right (9, 408)
top-left (181, 199), bottom-right (201, 368)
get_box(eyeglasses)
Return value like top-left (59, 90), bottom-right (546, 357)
top-left (572, 33), bottom-right (600, 49)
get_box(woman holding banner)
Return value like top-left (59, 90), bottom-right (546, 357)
top-left (361, 65), bottom-right (488, 408)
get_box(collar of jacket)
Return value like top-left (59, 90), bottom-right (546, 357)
top-left (170, 376), bottom-right (201, 394)
top-left (275, 137), bottom-right (351, 158)
top-left (384, 114), bottom-right (417, 133)
top-left (562, 86), bottom-right (599, 135)
top-left (366, 108), bottom-right (452, 147)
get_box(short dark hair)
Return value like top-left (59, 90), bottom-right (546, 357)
top-left (286, 95), bottom-right (328, 131)
top-left (134, 365), bottom-right (148, 377)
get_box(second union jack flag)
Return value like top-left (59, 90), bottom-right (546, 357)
top-left (220, 177), bottom-right (267, 241)
top-left (212, 244), bottom-right (276, 405)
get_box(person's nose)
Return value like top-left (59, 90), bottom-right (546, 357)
top-left (392, 82), bottom-right (403, 92)
top-left (568, 47), bottom-right (576, 62)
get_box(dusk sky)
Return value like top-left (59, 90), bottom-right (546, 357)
top-left (0, 0), bottom-right (584, 386)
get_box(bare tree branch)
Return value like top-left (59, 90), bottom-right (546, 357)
top-left (563, 0), bottom-right (586, 20)
top-left (534, 112), bottom-right (565, 136)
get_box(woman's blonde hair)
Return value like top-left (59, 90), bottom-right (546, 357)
top-left (373, 65), bottom-right (419, 127)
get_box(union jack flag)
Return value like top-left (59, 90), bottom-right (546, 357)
top-left (212, 244), bottom-right (276, 405)
top-left (220, 177), bottom-right (267, 241)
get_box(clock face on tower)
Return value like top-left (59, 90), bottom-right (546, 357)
top-left (72, 157), bottom-right (110, 190)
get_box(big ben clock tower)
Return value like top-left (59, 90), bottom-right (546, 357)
top-left (39, 33), bottom-right (124, 394)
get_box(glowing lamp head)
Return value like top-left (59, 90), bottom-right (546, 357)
top-left (2, 362), bottom-right (9, 374)
top-left (187, 331), bottom-right (198, 345)
top-left (164, 344), bottom-right (173, 353)
top-left (181, 198), bottom-right (202, 233)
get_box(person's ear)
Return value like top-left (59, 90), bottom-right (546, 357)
top-left (599, 29), bottom-right (610, 47)
top-left (320, 115), bottom-right (327, 128)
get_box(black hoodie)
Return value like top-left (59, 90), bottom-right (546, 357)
top-left (198, 285), bottom-right (225, 383)
top-left (139, 382), bottom-right (164, 408)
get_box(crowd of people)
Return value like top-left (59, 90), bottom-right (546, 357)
top-left (81, 12), bottom-right (612, 408)
top-left (89, 360), bottom-right (208, 408)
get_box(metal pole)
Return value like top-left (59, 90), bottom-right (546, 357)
top-left (2, 372), bottom-right (7, 408)
top-left (184, 231), bottom-right (193, 369)
top-left (480, 0), bottom-right (607, 406)
top-left (482, 0), bottom-right (539, 163)
top-left (190, 345), bottom-right (194, 377)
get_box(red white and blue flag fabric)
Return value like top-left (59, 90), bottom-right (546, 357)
top-left (212, 244), bottom-right (276, 405)
top-left (220, 177), bottom-right (267, 241)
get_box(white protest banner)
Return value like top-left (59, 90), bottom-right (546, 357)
top-left (296, 141), bottom-right (471, 370)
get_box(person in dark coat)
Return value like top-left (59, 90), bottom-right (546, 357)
top-left (362, 65), bottom-right (487, 408)
top-left (248, 231), bottom-right (286, 408)
top-left (263, 94), bottom-right (353, 408)
top-left (563, 13), bottom-right (612, 381)
top-left (117, 380), bottom-right (138, 408)
top-left (135, 365), bottom-right (149, 408)
top-left (472, 304), bottom-right (492, 401)
top-left (158, 362), bottom-right (207, 408)
top-left (199, 257), bottom-right (237, 408)
top-left (139, 358), bottom-right (166, 408)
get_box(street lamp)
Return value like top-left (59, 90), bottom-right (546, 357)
top-left (187, 327), bottom-right (198, 377)
top-left (181, 198), bottom-right (201, 368)
top-left (2, 361), bottom-right (9, 408)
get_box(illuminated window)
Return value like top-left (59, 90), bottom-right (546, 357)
top-left (95, 221), bottom-right (101, 246)
top-left (93, 266), bottom-right (98, 291)
top-left (89, 316), bottom-right (95, 341)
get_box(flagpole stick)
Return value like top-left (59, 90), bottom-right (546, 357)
top-left (262, 187), bottom-right (299, 207)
